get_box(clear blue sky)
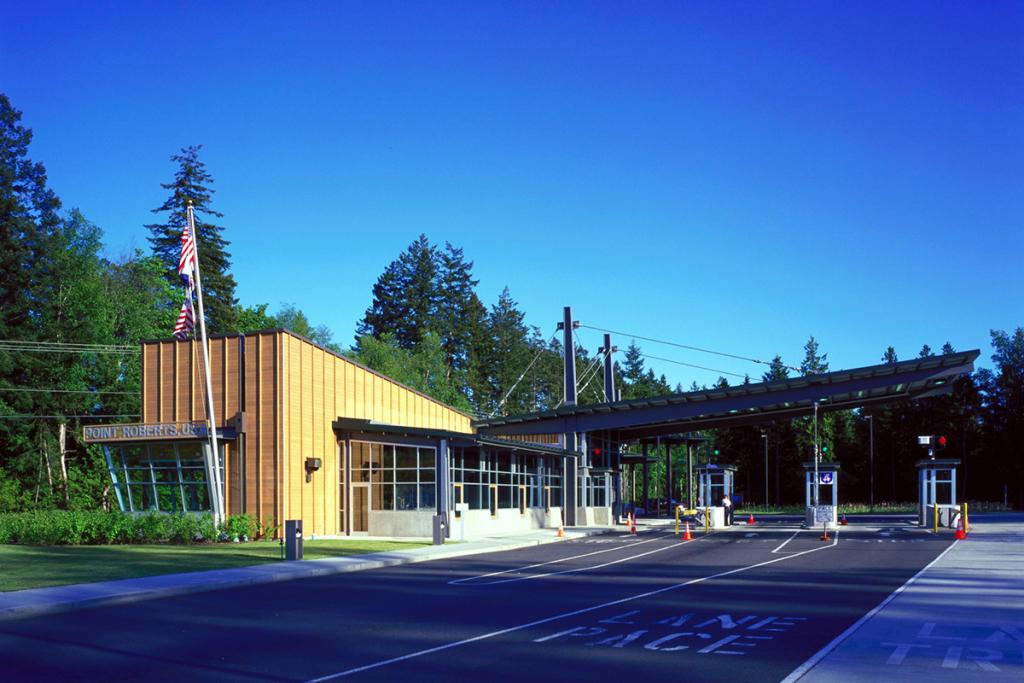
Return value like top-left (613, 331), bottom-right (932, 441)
top-left (2, 1), bottom-right (1021, 385)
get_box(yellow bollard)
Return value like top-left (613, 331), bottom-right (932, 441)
top-left (675, 505), bottom-right (680, 536)
top-left (933, 503), bottom-right (939, 534)
top-left (964, 502), bottom-right (969, 534)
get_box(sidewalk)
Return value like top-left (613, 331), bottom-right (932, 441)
top-left (0, 526), bottom-right (614, 623)
top-left (785, 514), bottom-right (1024, 683)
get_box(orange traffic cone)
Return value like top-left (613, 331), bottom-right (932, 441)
top-left (556, 525), bottom-right (565, 538)
top-left (840, 514), bottom-right (848, 526)
top-left (954, 514), bottom-right (966, 540)
top-left (630, 513), bottom-right (637, 535)
top-left (748, 513), bottom-right (755, 525)
top-left (820, 528), bottom-right (830, 541)
top-left (683, 522), bottom-right (692, 541)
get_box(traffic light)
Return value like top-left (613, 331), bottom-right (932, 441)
top-left (713, 448), bottom-right (720, 457)
top-left (821, 444), bottom-right (829, 455)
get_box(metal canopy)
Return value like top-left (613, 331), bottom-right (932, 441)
top-left (474, 350), bottom-right (979, 439)
top-left (332, 418), bottom-right (579, 459)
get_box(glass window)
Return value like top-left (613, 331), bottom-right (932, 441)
top-left (395, 484), bottom-right (417, 510)
top-left (395, 446), bottom-right (417, 469)
top-left (419, 484), bottom-right (435, 509)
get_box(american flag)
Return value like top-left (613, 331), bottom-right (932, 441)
top-left (178, 220), bottom-right (197, 289)
top-left (173, 218), bottom-right (198, 339)
top-left (173, 293), bottom-right (195, 339)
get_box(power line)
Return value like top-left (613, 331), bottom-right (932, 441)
top-left (578, 323), bottom-right (799, 372)
top-left (640, 352), bottom-right (748, 381)
top-left (0, 387), bottom-right (136, 395)
top-left (0, 414), bottom-right (140, 420)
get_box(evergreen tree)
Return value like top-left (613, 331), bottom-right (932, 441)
top-left (437, 242), bottom-right (486, 382)
top-left (762, 354), bottom-right (790, 382)
top-left (882, 346), bottom-right (898, 363)
top-left (919, 344), bottom-right (934, 358)
top-left (800, 336), bottom-right (829, 375)
top-left (358, 234), bottom-right (438, 349)
top-left (145, 145), bottom-right (238, 332)
top-left (0, 94), bottom-right (67, 510)
top-left (478, 287), bottom-right (533, 415)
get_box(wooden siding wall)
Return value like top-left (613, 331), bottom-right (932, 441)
top-left (280, 332), bottom-right (473, 535)
top-left (143, 330), bottom-right (473, 537)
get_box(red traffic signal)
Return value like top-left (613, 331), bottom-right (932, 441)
top-left (937, 435), bottom-right (947, 448)
top-left (592, 447), bottom-right (602, 456)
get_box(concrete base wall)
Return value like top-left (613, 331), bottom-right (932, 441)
top-left (363, 505), bottom-right (612, 539)
top-left (368, 510), bottom-right (434, 537)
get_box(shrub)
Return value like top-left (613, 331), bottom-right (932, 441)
top-left (132, 512), bottom-right (171, 543)
top-left (222, 514), bottom-right (257, 541)
top-left (196, 513), bottom-right (218, 542)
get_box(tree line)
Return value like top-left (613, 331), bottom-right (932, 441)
top-left (1, 92), bottom-right (1020, 512)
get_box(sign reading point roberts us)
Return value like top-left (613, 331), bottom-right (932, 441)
top-left (815, 505), bottom-right (835, 523)
top-left (83, 421), bottom-right (210, 443)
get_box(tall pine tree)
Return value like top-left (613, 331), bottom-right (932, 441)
top-left (146, 145), bottom-right (238, 333)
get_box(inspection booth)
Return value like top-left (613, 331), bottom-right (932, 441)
top-left (696, 463), bottom-right (736, 528)
top-left (916, 458), bottom-right (960, 527)
top-left (802, 462), bottom-right (840, 530)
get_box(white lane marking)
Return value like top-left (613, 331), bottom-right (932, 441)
top-left (465, 536), bottom-right (710, 586)
top-left (771, 530), bottom-right (802, 554)
top-left (780, 537), bottom-right (959, 683)
top-left (305, 530), bottom-right (840, 682)
top-left (448, 535), bottom-right (663, 585)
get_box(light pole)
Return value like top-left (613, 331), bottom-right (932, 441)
top-left (761, 431), bottom-right (769, 510)
top-left (867, 414), bottom-right (874, 511)
top-left (813, 400), bottom-right (820, 507)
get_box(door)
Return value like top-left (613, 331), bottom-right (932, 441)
top-left (352, 484), bottom-right (369, 532)
top-left (453, 483), bottom-right (464, 518)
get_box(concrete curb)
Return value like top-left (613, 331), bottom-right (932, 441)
top-left (0, 526), bottom-right (614, 623)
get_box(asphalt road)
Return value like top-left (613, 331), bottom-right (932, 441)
top-left (0, 525), bottom-right (949, 682)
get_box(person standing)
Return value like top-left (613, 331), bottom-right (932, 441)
top-left (722, 494), bottom-right (734, 526)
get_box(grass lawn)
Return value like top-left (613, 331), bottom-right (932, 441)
top-left (0, 539), bottom-right (429, 592)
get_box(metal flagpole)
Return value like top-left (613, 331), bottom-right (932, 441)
top-left (188, 202), bottom-right (225, 525)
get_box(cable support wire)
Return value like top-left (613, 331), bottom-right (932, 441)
top-left (577, 346), bottom-right (613, 399)
top-left (577, 323), bottom-right (799, 373)
top-left (640, 352), bottom-right (747, 380)
top-left (490, 328), bottom-right (560, 417)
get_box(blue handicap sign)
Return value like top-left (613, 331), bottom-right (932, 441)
top-left (819, 472), bottom-right (834, 485)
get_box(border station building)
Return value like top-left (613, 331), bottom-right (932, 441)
top-left (84, 326), bottom-right (979, 538)
top-left (84, 329), bottom-right (589, 538)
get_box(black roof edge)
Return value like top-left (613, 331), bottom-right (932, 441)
top-left (332, 418), bottom-right (577, 458)
top-left (473, 349), bottom-right (980, 428)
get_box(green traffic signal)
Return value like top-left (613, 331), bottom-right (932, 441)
top-left (713, 448), bottom-right (720, 456)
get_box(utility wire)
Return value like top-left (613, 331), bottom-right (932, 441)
top-left (578, 323), bottom-right (799, 372)
top-left (0, 339), bottom-right (135, 350)
top-left (0, 387), bottom-right (136, 395)
top-left (0, 414), bottom-right (141, 420)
